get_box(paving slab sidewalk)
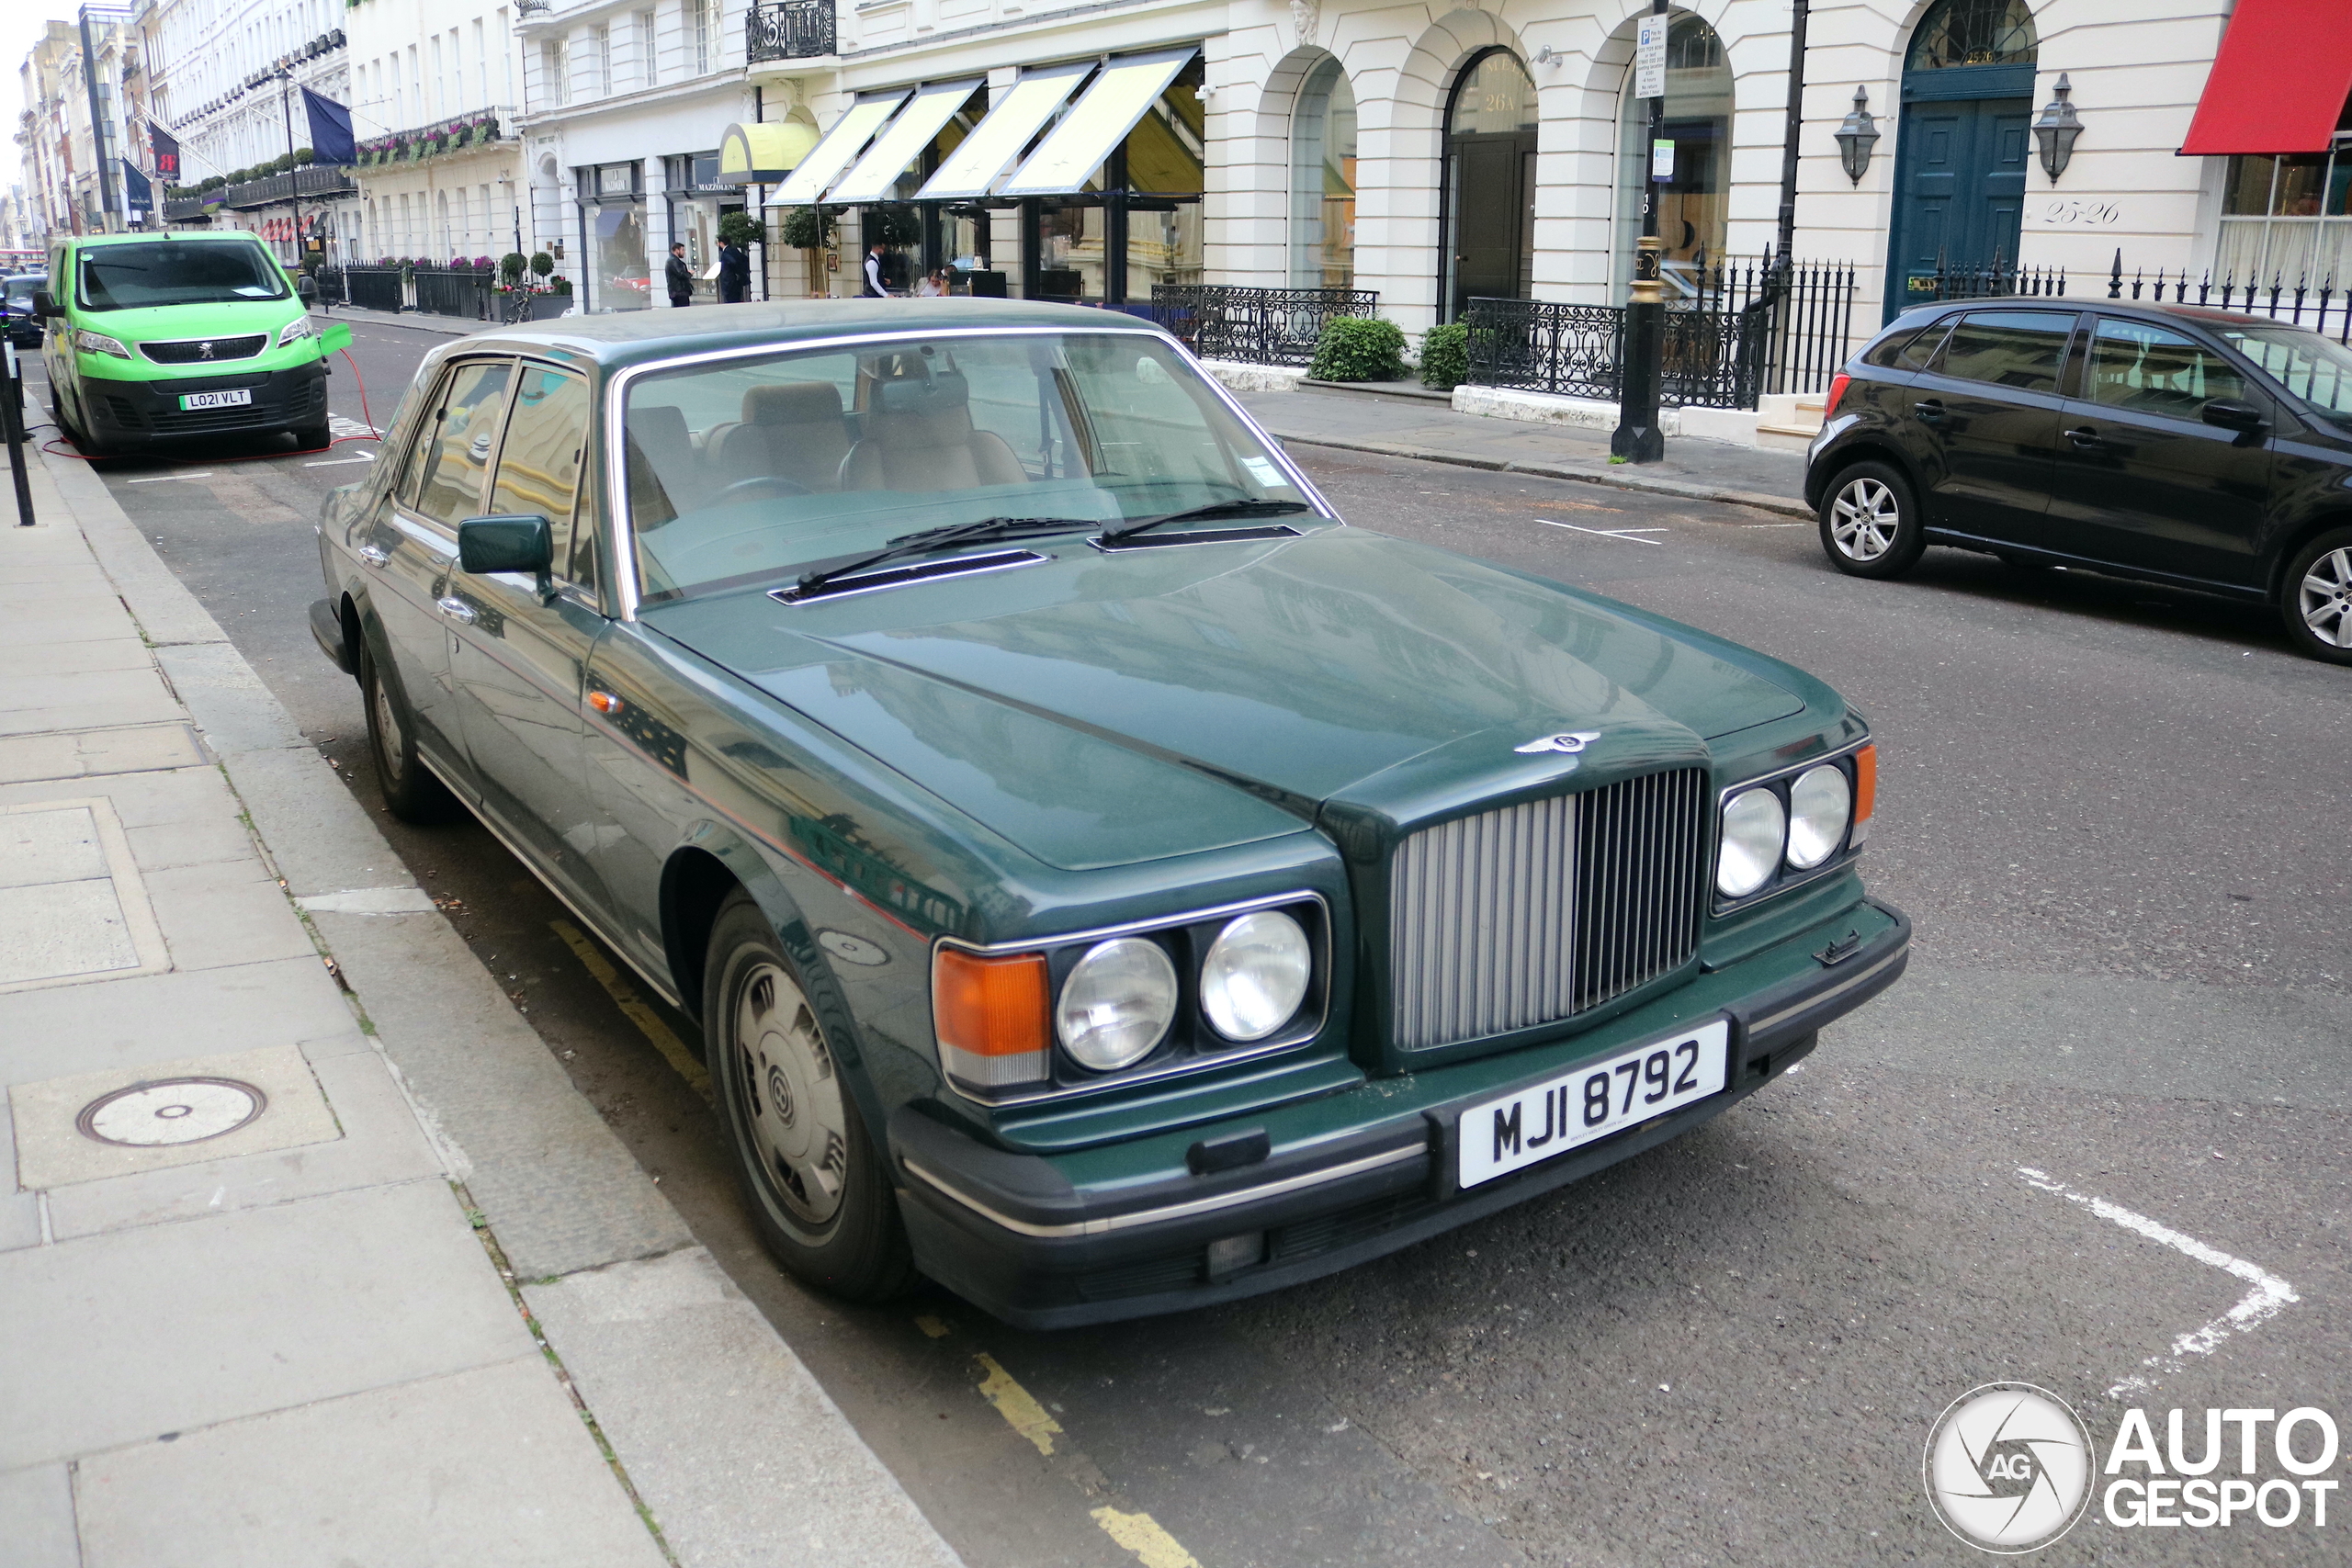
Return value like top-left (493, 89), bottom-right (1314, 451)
top-left (1, 446), bottom-right (963, 1568)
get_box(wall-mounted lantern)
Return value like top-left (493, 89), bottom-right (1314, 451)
top-left (1834, 86), bottom-right (1878, 185)
top-left (2032, 73), bottom-right (2083, 183)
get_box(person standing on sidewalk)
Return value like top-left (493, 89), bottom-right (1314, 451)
top-left (718, 238), bottom-right (750, 304)
top-left (664, 242), bottom-right (694, 310)
top-left (862, 241), bottom-right (889, 299)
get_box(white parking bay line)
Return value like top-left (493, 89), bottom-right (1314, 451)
top-left (1534, 518), bottom-right (1664, 545)
top-left (304, 455), bottom-right (374, 467)
top-left (2018, 1167), bottom-right (2298, 1399)
top-left (126, 472), bottom-right (213, 482)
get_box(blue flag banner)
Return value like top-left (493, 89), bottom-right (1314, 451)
top-left (150, 123), bottom-right (181, 184)
top-left (302, 87), bottom-right (356, 165)
top-left (120, 161), bottom-right (153, 222)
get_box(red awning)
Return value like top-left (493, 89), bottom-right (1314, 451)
top-left (2181, 0), bottom-right (2352, 155)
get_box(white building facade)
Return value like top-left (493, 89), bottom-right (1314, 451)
top-left (341, 0), bottom-right (526, 264)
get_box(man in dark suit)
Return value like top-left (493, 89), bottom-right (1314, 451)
top-left (664, 242), bottom-right (694, 309)
top-left (718, 238), bottom-right (750, 304)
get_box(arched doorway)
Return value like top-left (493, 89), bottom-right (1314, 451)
top-left (1885, 0), bottom-right (2038, 319)
top-left (1441, 48), bottom-right (1537, 321)
top-left (1614, 10), bottom-right (1734, 301)
top-left (1293, 58), bottom-right (1359, 288)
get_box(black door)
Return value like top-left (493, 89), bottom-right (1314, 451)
top-left (1907, 309), bottom-right (2075, 544)
top-left (1448, 136), bottom-right (1532, 321)
top-left (1886, 93), bottom-right (2030, 319)
top-left (2043, 316), bottom-right (2277, 586)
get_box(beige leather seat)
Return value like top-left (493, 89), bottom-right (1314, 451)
top-left (841, 371), bottom-right (1027, 492)
top-left (712, 381), bottom-right (854, 492)
top-left (625, 403), bottom-right (702, 525)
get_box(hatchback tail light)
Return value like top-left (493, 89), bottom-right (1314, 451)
top-left (1823, 372), bottom-right (1852, 418)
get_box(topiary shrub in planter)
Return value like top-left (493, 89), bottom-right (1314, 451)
top-left (1419, 321), bottom-right (1470, 390)
top-left (500, 252), bottom-right (526, 285)
top-left (1308, 316), bottom-right (1408, 383)
top-left (529, 252), bottom-right (555, 281)
top-left (718, 210), bottom-right (763, 248)
top-left (777, 206), bottom-right (835, 250)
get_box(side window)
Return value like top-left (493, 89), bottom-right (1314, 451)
top-left (1896, 319), bottom-right (1956, 370)
top-left (1937, 311), bottom-right (2075, 393)
top-left (2086, 319), bottom-right (2249, 420)
top-left (487, 365), bottom-right (592, 578)
top-left (407, 360), bottom-right (514, 525)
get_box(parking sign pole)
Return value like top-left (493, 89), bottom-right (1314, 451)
top-left (4, 340), bottom-right (34, 527)
top-left (1611, 0), bottom-right (1669, 465)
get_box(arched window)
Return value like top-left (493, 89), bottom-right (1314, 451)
top-left (1292, 58), bottom-right (1358, 288)
top-left (1907, 0), bottom-right (2037, 72)
top-left (1441, 48), bottom-right (1538, 321)
top-left (1616, 10), bottom-right (1732, 300)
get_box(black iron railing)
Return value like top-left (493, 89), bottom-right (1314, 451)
top-left (1464, 257), bottom-right (1857, 411)
top-left (342, 266), bottom-right (406, 313)
top-left (220, 164), bottom-right (357, 210)
top-left (746, 0), bottom-right (835, 61)
top-left (1909, 254), bottom-right (2068, 305)
top-left (1149, 285), bottom-right (1381, 367)
top-left (413, 266), bottom-right (494, 320)
top-left (2104, 251), bottom-right (2352, 345)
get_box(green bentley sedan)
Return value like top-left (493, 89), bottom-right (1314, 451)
top-left (308, 300), bottom-right (1908, 1327)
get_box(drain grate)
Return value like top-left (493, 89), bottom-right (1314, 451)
top-left (76, 1077), bottom-right (267, 1147)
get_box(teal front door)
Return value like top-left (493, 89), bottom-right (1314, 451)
top-left (1887, 92), bottom-right (2030, 319)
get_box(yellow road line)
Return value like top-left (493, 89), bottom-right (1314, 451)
top-left (1091, 1507), bottom-right (1202, 1568)
top-left (548, 919), bottom-right (711, 1099)
top-left (973, 1352), bottom-right (1062, 1455)
top-left (913, 1314), bottom-right (951, 1339)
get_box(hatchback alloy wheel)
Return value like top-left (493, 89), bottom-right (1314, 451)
top-left (1816, 459), bottom-right (1925, 580)
top-left (1831, 477), bottom-right (1899, 561)
top-left (730, 959), bottom-right (850, 1226)
top-left (2298, 546), bottom-right (2352, 649)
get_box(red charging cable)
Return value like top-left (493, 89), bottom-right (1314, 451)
top-left (39, 342), bottom-right (385, 463)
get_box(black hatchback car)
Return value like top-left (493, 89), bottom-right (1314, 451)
top-left (3, 274), bottom-right (43, 352)
top-left (1804, 297), bottom-right (2352, 662)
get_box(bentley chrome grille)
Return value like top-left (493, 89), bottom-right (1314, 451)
top-left (1388, 768), bottom-right (1709, 1051)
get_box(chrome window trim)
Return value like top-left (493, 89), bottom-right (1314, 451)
top-left (1713, 736), bottom-right (1873, 914)
top-left (601, 323), bottom-right (1341, 623)
top-left (901, 1140), bottom-right (1425, 1240)
top-left (933, 888), bottom-right (1334, 1109)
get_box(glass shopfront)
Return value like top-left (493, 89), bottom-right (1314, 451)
top-left (663, 151), bottom-right (741, 301)
top-left (578, 161), bottom-right (650, 311)
top-left (1019, 62), bottom-right (1204, 305)
top-left (1293, 58), bottom-right (1359, 288)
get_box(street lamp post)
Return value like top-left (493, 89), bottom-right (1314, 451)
top-left (1611, 0), bottom-right (1668, 465)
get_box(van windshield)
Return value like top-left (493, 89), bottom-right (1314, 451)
top-left (76, 242), bottom-right (288, 312)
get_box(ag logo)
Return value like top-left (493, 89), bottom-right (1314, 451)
top-left (1924, 1383), bottom-right (2094, 1553)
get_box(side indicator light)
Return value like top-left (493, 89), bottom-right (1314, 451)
top-left (1849, 743), bottom-right (1877, 847)
top-left (933, 948), bottom-right (1051, 1090)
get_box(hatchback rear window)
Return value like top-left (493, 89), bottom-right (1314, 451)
top-left (76, 242), bottom-right (288, 312)
top-left (1937, 311), bottom-right (2075, 392)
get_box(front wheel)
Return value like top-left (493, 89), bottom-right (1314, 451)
top-left (705, 892), bottom-right (913, 1303)
top-left (2280, 526), bottom-right (2352, 665)
top-left (290, 422), bottom-right (332, 452)
top-left (1817, 459), bottom-right (1926, 580)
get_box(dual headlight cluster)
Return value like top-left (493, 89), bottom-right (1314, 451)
top-left (933, 901), bottom-right (1322, 1100)
top-left (1715, 745), bottom-right (1875, 901)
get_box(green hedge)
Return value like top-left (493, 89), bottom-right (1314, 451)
top-left (1308, 316), bottom-right (1408, 382)
top-left (1419, 321), bottom-right (1471, 390)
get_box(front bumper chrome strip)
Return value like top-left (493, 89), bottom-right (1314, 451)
top-left (1745, 942), bottom-right (1906, 1036)
top-left (902, 1142), bottom-right (1427, 1241)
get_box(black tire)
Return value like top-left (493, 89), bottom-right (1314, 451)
top-left (2278, 526), bottom-right (2352, 665)
top-left (358, 633), bottom-right (460, 822)
top-left (290, 423), bottom-right (333, 452)
top-left (704, 891), bottom-right (914, 1303)
top-left (59, 390), bottom-right (110, 458)
top-left (1817, 459), bottom-right (1926, 580)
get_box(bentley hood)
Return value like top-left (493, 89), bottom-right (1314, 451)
top-left (646, 526), bottom-right (1814, 869)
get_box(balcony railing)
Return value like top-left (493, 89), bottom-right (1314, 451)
top-left (747, 0), bottom-right (835, 62)
top-left (220, 164), bottom-right (358, 210)
top-left (354, 107), bottom-right (518, 169)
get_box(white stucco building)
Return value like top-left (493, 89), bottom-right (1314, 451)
top-left (341, 0), bottom-right (526, 264)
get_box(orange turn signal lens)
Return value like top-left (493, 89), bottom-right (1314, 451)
top-left (933, 948), bottom-right (1051, 1090)
top-left (1850, 743), bottom-right (1877, 844)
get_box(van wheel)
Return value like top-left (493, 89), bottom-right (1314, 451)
top-left (291, 423), bottom-right (332, 452)
top-left (1818, 460), bottom-right (1925, 579)
top-left (358, 636), bottom-right (460, 822)
top-left (2280, 526), bottom-right (2352, 665)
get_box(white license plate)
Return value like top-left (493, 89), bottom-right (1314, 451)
top-left (177, 389), bottom-right (253, 411)
top-left (1457, 1019), bottom-right (1731, 1190)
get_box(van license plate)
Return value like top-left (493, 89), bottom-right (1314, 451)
top-left (178, 389), bottom-right (253, 411)
top-left (1456, 1019), bottom-right (1730, 1190)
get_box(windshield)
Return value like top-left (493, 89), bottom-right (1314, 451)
top-left (2211, 319), bottom-right (2352, 416)
top-left (624, 332), bottom-right (1311, 603)
top-left (4, 276), bottom-right (39, 310)
top-left (76, 242), bottom-right (288, 312)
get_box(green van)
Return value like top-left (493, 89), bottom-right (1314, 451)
top-left (37, 231), bottom-right (353, 456)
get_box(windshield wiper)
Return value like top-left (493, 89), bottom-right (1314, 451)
top-left (788, 516), bottom-right (1101, 600)
top-left (1098, 498), bottom-right (1311, 544)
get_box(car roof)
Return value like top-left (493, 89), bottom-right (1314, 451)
top-left (444, 298), bottom-right (1166, 368)
top-left (1890, 294), bottom-right (2325, 333)
top-left (62, 231), bottom-right (274, 250)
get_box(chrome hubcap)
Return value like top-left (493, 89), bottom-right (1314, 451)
top-left (1830, 478), bottom-right (1900, 561)
top-left (370, 670), bottom-right (406, 783)
top-left (732, 961), bottom-right (848, 1226)
top-left (2299, 547), bottom-right (2352, 648)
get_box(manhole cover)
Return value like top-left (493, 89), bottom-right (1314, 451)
top-left (76, 1077), bottom-right (267, 1147)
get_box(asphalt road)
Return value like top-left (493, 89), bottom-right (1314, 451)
top-left (35, 320), bottom-right (2351, 1567)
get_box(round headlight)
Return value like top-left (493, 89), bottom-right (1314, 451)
top-left (1785, 763), bottom-right (1853, 870)
top-left (1200, 910), bottom-right (1312, 1042)
top-left (1716, 787), bottom-right (1787, 898)
top-left (1056, 938), bottom-right (1179, 1072)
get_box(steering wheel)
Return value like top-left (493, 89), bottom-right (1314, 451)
top-left (717, 473), bottom-right (812, 502)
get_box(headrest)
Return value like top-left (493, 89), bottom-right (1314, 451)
top-left (626, 403), bottom-right (691, 448)
top-left (744, 380), bottom-right (843, 425)
top-left (867, 370), bottom-right (969, 419)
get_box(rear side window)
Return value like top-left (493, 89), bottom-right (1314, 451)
top-left (1938, 311), bottom-right (2075, 392)
top-left (402, 360), bottom-right (514, 526)
top-left (488, 366), bottom-right (593, 581)
top-left (2086, 319), bottom-right (2248, 420)
top-left (1862, 318), bottom-right (1952, 369)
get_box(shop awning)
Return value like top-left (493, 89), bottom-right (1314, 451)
top-left (2181, 0), bottom-right (2352, 154)
top-left (717, 119), bottom-right (820, 184)
top-left (913, 61), bottom-right (1092, 201)
top-left (826, 77), bottom-right (985, 204)
top-left (768, 90), bottom-right (910, 206)
top-left (1000, 47), bottom-right (1197, 197)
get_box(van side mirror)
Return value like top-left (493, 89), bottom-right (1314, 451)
top-left (31, 289), bottom-right (57, 319)
top-left (457, 514), bottom-right (553, 581)
top-left (2201, 399), bottom-right (2267, 434)
top-left (297, 275), bottom-right (318, 305)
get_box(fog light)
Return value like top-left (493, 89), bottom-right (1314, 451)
top-left (1205, 1231), bottom-right (1265, 1280)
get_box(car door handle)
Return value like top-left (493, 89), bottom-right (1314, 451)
top-left (1915, 399), bottom-right (1945, 423)
top-left (356, 544), bottom-right (389, 568)
top-left (2066, 426), bottom-right (2103, 448)
top-left (435, 596), bottom-right (478, 626)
